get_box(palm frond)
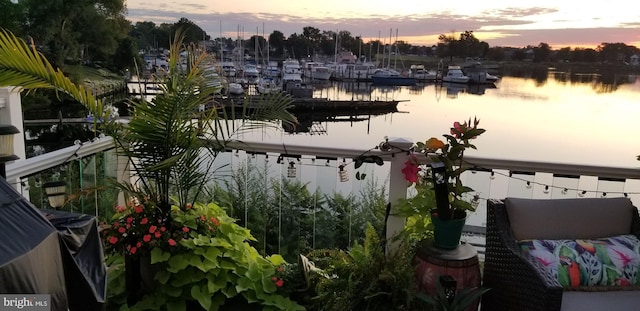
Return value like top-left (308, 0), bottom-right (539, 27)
top-left (0, 28), bottom-right (105, 119)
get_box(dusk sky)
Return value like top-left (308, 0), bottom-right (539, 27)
top-left (125, 0), bottom-right (640, 49)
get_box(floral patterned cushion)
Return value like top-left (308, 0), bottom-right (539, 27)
top-left (519, 235), bottom-right (640, 288)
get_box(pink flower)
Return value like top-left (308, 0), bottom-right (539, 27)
top-left (160, 227), bottom-right (166, 232)
top-left (277, 266), bottom-right (284, 272)
top-left (140, 218), bottom-right (148, 224)
top-left (108, 236), bottom-right (118, 244)
top-left (272, 276), bottom-right (278, 281)
top-left (451, 121), bottom-right (464, 138)
top-left (126, 217), bottom-right (134, 224)
top-left (401, 156), bottom-right (420, 183)
top-left (182, 227), bottom-right (190, 233)
top-left (154, 231), bottom-right (161, 238)
top-left (143, 234), bottom-right (151, 242)
top-left (115, 206), bottom-right (126, 213)
top-left (149, 225), bottom-right (157, 233)
top-left (168, 239), bottom-right (176, 246)
top-left (130, 246), bottom-right (137, 254)
top-left (118, 227), bottom-right (126, 234)
top-left (275, 279), bottom-right (284, 287)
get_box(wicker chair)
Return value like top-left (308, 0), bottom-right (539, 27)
top-left (481, 197), bottom-right (640, 311)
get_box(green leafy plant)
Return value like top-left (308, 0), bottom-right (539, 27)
top-left (106, 202), bottom-right (304, 311)
top-left (416, 276), bottom-right (489, 311)
top-left (310, 224), bottom-right (422, 311)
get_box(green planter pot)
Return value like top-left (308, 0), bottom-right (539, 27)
top-left (431, 212), bottom-right (466, 249)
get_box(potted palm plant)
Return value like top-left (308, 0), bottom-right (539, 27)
top-left (0, 27), bottom-right (304, 310)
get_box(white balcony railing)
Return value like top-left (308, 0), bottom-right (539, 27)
top-left (7, 137), bottom-right (640, 254)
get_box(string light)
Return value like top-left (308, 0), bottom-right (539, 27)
top-left (338, 165), bottom-right (349, 182)
top-left (287, 161), bottom-right (296, 178)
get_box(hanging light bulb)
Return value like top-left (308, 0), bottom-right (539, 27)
top-left (339, 165), bottom-right (349, 182)
top-left (287, 161), bottom-right (296, 178)
top-left (471, 194), bottom-right (480, 209)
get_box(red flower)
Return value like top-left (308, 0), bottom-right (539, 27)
top-left (126, 217), bottom-right (134, 224)
top-left (140, 218), bottom-right (148, 225)
top-left (182, 227), bottom-right (190, 233)
top-left (154, 231), bottom-right (161, 238)
top-left (272, 276), bottom-right (278, 281)
top-left (210, 217), bottom-right (220, 226)
top-left (275, 279), bottom-right (284, 287)
top-left (136, 242), bottom-right (142, 248)
top-left (160, 227), bottom-right (166, 232)
top-left (125, 224), bottom-right (131, 229)
top-left (134, 206), bottom-right (143, 214)
top-left (130, 247), bottom-right (137, 254)
top-left (108, 236), bottom-right (118, 244)
top-left (186, 203), bottom-right (192, 209)
top-left (200, 215), bottom-right (206, 221)
top-left (149, 225), bottom-right (157, 233)
top-left (143, 234), bottom-right (151, 242)
top-left (277, 266), bottom-right (284, 272)
top-left (168, 239), bottom-right (176, 246)
top-left (118, 227), bottom-right (126, 234)
top-left (115, 206), bottom-right (126, 213)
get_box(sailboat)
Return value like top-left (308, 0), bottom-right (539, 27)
top-left (370, 29), bottom-right (417, 86)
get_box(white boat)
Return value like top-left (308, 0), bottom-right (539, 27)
top-left (227, 82), bottom-right (244, 95)
top-left (256, 77), bottom-right (281, 94)
top-left (243, 64), bottom-right (260, 83)
top-left (302, 61), bottom-right (333, 80)
top-left (442, 66), bottom-right (470, 84)
top-left (462, 62), bottom-right (500, 84)
top-left (330, 62), bottom-right (377, 81)
top-left (410, 65), bottom-right (438, 80)
top-left (220, 61), bottom-right (237, 77)
top-left (282, 58), bottom-right (302, 75)
top-left (263, 60), bottom-right (281, 78)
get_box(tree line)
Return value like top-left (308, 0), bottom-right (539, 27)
top-left (2, 0), bottom-right (639, 74)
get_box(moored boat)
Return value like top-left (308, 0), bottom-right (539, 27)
top-left (370, 68), bottom-right (417, 86)
top-left (442, 66), bottom-right (470, 84)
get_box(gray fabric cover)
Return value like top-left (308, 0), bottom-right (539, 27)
top-left (504, 197), bottom-right (634, 241)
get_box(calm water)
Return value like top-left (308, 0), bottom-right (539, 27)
top-left (238, 72), bottom-right (640, 168)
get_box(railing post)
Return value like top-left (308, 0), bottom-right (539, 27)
top-left (0, 87), bottom-right (26, 192)
top-left (386, 137), bottom-right (414, 253)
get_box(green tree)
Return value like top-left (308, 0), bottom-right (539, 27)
top-left (269, 30), bottom-right (285, 57)
top-left (533, 42), bottom-right (551, 62)
top-left (21, 0), bottom-right (126, 69)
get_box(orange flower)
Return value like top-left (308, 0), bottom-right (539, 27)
top-left (425, 137), bottom-right (445, 151)
top-left (210, 217), bottom-right (220, 226)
